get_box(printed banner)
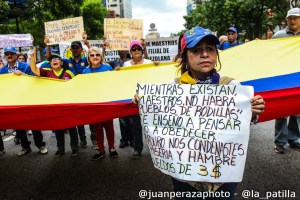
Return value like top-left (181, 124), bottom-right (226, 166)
top-left (0, 34), bottom-right (33, 48)
top-left (45, 17), bottom-right (84, 45)
top-left (104, 18), bottom-right (143, 50)
top-left (145, 36), bottom-right (179, 62)
top-left (137, 83), bottom-right (253, 182)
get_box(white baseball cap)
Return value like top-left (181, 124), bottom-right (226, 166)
top-left (286, 7), bottom-right (300, 18)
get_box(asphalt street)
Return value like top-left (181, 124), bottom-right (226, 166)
top-left (0, 120), bottom-right (299, 200)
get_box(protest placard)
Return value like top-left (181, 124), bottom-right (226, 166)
top-left (59, 40), bottom-right (119, 61)
top-left (145, 36), bottom-right (179, 62)
top-left (59, 36), bottom-right (179, 62)
top-left (137, 83), bottom-right (253, 182)
top-left (0, 34), bottom-right (33, 48)
top-left (45, 17), bottom-right (84, 45)
top-left (104, 18), bottom-right (143, 50)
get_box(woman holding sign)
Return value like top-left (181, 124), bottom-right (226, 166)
top-left (133, 26), bottom-right (265, 200)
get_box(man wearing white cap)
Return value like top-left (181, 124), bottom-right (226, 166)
top-left (273, 7), bottom-right (300, 38)
top-left (272, 7), bottom-right (300, 154)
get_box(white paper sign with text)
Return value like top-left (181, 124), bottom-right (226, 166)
top-left (145, 36), bottom-right (179, 62)
top-left (137, 83), bottom-right (253, 183)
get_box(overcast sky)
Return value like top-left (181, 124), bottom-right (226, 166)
top-left (132, 0), bottom-right (187, 37)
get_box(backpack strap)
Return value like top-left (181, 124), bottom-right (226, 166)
top-left (219, 76), bottom-right (234, 85)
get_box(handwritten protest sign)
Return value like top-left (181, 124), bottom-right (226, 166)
top-left (145, 36), bottom-right (179, 62)
top-left (137, 83), bottom-right (253, 182)
top-left (104, 18), bottom-right (143, 50)
top-left (45, 17), bottom-right (84, 45)
top-left (0, 34), bottom-right (33, 48)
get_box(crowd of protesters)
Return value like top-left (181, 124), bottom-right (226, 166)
top-left (0, 8), bottom-right (299, 200)
top-left (0, 32), bottom-right (155, 160)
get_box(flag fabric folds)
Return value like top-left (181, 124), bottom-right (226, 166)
top-left (0, 36), bottom-right (299, 130)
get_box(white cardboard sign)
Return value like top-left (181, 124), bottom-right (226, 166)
top-left (137, 83), bottom-right (253, 183)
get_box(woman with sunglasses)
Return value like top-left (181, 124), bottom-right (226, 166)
top-left (133, 26), bottom-right (265, 200)
top-left (120, 40), bottom-right (154, 158)
top-left (123, 41), bottom-right (152, 67)
top-left (82, 46), bottom-right (119, 160)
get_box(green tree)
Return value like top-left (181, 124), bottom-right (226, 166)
top-left (1, 0), bottom-right (107, 46)
top-left (80, 0), bottom-right (107, 40)
top-left (183, 0), bottom-right (289, 40)
top-left (1, 0), bottom-right (86, 46)
top-left (0, 0), bottom-right (10, 32)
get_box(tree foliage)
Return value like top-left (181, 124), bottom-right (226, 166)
top-left (183, 0), bottom-right (290, 40)
top-left (81, 0), bottom-right (107, 40)
top-left (0, 0), bottom-right (107, 46)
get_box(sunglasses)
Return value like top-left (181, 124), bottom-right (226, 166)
top-left (89, 54), bottom-right (101, 57)
top-left (5, 52), bottom-right (15, 56)
top-left (51, 58), bottom-right (61, 62)
top-left (131, 47), bottom-right (142, 52)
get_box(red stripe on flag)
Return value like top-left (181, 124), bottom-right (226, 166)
top-left (256, 87), bottom-right (300, 122)
top-left (0, 102), bottom-right (139, 130)
top-left (1, 87), bottom-right (299, 130)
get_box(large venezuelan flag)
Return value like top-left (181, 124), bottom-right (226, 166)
top-left (0, 36), bottom-right (299, 130)
top-left (219, 36), bottom-right (300, 123)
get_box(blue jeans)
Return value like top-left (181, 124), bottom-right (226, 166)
top-left (172, 178), bottom-right (238, 200)
top-left (274, 116), bottom-right (300, 146)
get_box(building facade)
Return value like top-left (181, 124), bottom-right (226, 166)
top-left (102, 0), bottom-right (132, 18)
top-left (186, 0), bottom-right (197, 14)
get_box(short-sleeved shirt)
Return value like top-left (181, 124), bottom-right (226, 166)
top-left (123, 58), bottom-right (153, 67)
top-left (272, 27), bottom-right (300, 39)
top-left (82, 64), bottom-right (113, 74)
top-left (63, 56), bottom-right (88, 75)
top-left (39, 68), bottom-right (74, 80)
